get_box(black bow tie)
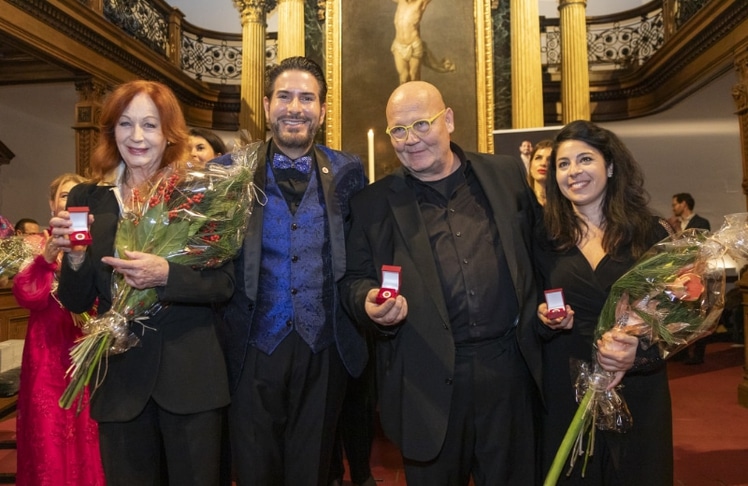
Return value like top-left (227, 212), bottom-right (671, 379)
top-left (272, 153), bottom-right (313, 174)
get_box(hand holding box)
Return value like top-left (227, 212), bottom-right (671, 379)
top-left (68, 206), bottom-right (92, 246)
top-left (376, 265), bottom-right (402, 304)
top-left (545, 288), bottom-right (567, 319)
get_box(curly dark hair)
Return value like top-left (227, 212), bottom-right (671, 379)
top-left (544, 120), bottom-right (655, 259)
top-left (264, 56), bottom-right (327, 101)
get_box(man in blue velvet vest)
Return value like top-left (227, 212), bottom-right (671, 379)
top-left (222, 56), bottom-right (368, 485)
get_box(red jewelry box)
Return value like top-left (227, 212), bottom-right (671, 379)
top-left (376, 265), bottom-right (402, 304)
top-left (544, 288), bottom-right (567, 319)
top-left (68, 206), bottom-right (92, 246)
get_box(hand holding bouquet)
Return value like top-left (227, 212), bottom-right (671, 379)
top-left (544, 214), bottom-right (748, 485)
top-left (59, 142), bottom-right (262, 411)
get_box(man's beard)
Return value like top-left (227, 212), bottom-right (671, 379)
top-left (270, 118), bottom-right (318, 152)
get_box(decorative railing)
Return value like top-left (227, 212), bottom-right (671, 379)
top-left (180, 31), bottom-right (244, 84)
top-left (673, 0), bottom-right (711, 29)
top-left (540, 0), bottom-right (711, 73)
top-left (96, 0), bottom-right (712, 85)
top-left (541, 3), bottom-right (665, 73)
top-left (104, 0), bottom-right (170, 56)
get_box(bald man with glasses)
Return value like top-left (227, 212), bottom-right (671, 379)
top-left (340, 81), bottom-right (543, 485)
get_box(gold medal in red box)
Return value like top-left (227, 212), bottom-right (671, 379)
top-left (544, 214), bottom-right (748, 485)
top-left (59, 142), bottom-right (262, 412)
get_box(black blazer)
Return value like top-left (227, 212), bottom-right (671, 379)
top-left (221, 142), bottom-right (369, 392)
top-left (58, 181), bottom-right (232, 422)
top-left (340, 147), bottom-right (543, 461)
top-left (686, 214), bottom-right (711, 231)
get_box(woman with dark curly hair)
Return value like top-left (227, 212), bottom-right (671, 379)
top-left (536, 120), bottom-right (673, 485)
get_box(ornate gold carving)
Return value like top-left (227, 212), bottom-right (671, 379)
top-left (73, 77), bottom-right (106, 176)
top-left (233, 0), bottom-right (276, 23)
top-left (325, 0), bottom-right (342, 149)
top-left (475, 0), bottom-right (494, 152)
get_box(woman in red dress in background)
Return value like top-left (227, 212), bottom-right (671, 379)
top-left (13, 173), bottom-right (105, 485)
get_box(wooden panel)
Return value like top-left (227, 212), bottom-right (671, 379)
top-left (0, 287), bottom-right (29, 342)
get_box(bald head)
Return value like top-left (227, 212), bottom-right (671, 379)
top-left (384, 81), bottom-right (457, 181)
top-left (386, 81), bottom-right (445, 124)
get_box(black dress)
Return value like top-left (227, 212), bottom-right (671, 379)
top-left (535, 221), bottom-right (673, 485)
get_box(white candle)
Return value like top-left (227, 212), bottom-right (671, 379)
top-left (367, 129), bottom-right (375, 184)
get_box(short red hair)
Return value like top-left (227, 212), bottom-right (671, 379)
top-left (90, 80), bottom-right (189, 180)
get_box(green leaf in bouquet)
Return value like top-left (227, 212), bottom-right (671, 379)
top-left (151, 218), bottom-right (191, 259)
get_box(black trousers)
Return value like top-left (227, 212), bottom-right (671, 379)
top-left (330, 340), bottom-right (376, 484)
top-left (98, 398), bottom-right (223, 486)
top-left (229, 332), bottom-right (348, 486)
top-left (403, 334), bottom-right (540, 486)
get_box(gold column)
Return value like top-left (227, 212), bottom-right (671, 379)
top-left (84, 0), bottom-right (104, 15)
top-left (167, 8), bottom-right (184, 66)
top-left (732, 44), bottom-right (748, 408)
top-left (234, 0), bottom-right (274, 141)
top-left (559, 0), bottom-right (590, 123)
top-left (73, 77), bottom-right (108, 177)
top-left (510, 0), bottom-right (544, 128)
top-left (277, 0), bottom-right (305, 60)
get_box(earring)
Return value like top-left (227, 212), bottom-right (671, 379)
top-left (607, 166), bottom-right (613, 178)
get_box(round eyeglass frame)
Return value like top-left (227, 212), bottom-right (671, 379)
top-left (385, 108), bottom-right (446, 141)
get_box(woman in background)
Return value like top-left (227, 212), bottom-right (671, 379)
top-left (13, 172), bottom-right (105, 486)
top-left (527, 139), bottom-right (553, 206)
top-left (535, 120), bottom-right (673, 484)
top-left (189, 127), bottom-right (227, 164)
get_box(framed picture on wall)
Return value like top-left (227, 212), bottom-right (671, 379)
top-left (324, 0), bottom-right (494, 180)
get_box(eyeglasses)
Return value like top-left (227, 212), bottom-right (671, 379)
top-left (385, 109), bottom-right (446, 141)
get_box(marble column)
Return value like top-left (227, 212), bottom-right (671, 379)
top-left (233, 0), bottom-right (276, 141)
top-left (510, 0), bottom-right (544, 128)
top-left (73, 77), bottom-right (108, 176)
top-left (559, 0), bottom-right (590, 123)
top-left (277, 0), bottom-right (305, 60)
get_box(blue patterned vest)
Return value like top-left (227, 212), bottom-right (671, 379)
top-left (248, 164), bottom-right (335, 355)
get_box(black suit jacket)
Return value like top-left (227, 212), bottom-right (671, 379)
top-left (686, 214), bottom-right (711, 231)
top-left (340, 147), bottom-right (543, 461)
top-left (221, 142), bottom-right (369, 392)
top-left (58, 181), bottom-right (232, 422)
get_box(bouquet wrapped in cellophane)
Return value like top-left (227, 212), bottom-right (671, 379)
top-left (59, 142), bottom-right (262, 411)
top-left (0, 235), bottom-right (45, 280)
top-left (544, 213), bottom-right (748, 485)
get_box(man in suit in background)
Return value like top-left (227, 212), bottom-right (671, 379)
top-left (14, 218), bottom-right (40, 235)
top-left (669, 192), bottom-right (711, 233)
top-left (669, 192), bottom-right (712, 364)
top-left (519, 139), bottom-right (533, 173)
top-left (222, 56), bottom-right (368, 485)
top-left (340, 81), bottom-right (542, 485)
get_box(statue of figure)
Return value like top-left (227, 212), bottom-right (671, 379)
top-left (391, 0), bottom-right (455, 84)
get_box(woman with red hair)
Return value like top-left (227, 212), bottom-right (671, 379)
top-left (49, 80), bottom-right (232, 485)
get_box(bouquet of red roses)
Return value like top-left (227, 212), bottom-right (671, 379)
top-left (544, 213), bottom-right (748, 485)
top-left (60, 142), bottom-right (262, 411)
